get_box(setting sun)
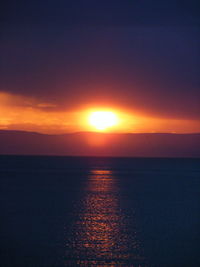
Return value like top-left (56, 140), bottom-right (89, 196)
top-left (89, 111), bottom-right (118, 131)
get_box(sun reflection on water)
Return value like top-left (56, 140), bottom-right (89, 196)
top-left (65, 169), bottom-right (146, 266)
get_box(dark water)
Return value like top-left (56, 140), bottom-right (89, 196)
top-left (0, 156), bottom-right (199, 267)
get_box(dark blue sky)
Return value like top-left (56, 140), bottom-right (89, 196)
top-left (1, 0), bottom-right (199, 119)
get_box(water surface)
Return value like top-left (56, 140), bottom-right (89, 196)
top-left (0, 156), bottom-right (199, 266)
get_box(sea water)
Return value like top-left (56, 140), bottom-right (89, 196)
top-left (0, 156), bottom-right (199, 267)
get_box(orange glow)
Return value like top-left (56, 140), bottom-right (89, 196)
top-left (88, 111), bottom-right (118, 131)
top-left (0, 92), bottom-right (200, 134)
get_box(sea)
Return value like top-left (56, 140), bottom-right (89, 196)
top-left (0, 156), bottom-right (199, 267)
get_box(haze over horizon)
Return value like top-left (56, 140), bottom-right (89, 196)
top-left (0, 130), bottom-right (199, 157)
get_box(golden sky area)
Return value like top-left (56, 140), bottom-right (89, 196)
top-left (0, 92), bottom-right (200, 134)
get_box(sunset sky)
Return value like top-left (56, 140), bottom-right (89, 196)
top-left (1, 1), bottom-right (199, 134)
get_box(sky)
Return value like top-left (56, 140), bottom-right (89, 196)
top-left (0, 0), bottom-right (199, 133)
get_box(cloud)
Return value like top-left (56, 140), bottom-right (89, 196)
top-left (0, 91), bottom-right (57, 110)
top-left (0, 91), bottom-right (199, 134)
top-left (0, 26), bottom-right (199, 119)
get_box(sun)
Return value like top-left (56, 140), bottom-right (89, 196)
top-left (89, 111), bottom-right (118, 131)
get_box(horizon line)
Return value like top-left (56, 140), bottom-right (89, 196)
top-left (0, 129), bottom-right (200, 136)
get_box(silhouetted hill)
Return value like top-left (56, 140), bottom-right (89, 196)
top-left (0, 130), bottom-right (200, 157)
